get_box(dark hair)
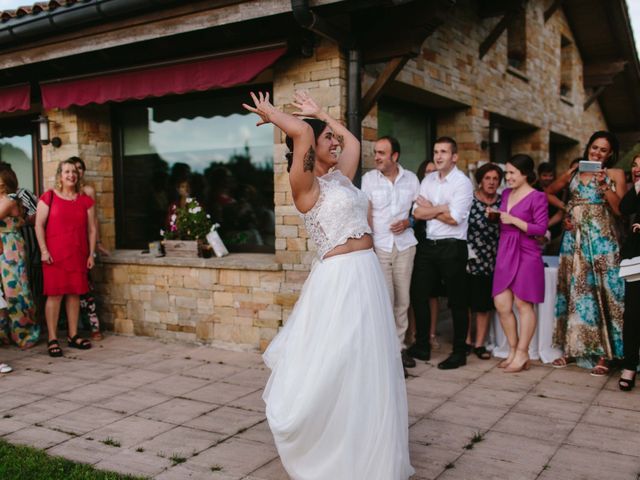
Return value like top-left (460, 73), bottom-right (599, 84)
top-left (434, 136), bottom-right (458, 154)
top-left (475, 162), bottom-right (504, 185)
top-left (583, 131), bottom-right (619, 168)
top-left (569, 157), bottom-right (581, 168)
top-left (285, 118), bottom-right (327, 172)
top-left (0, 165), bottom-right (18, 194)
top-left (377, 135), bottom-right (401, 159)
top-left (537, 162), bottom-right (554, 176)
top-left (507, 154), bottom-right (536, 184)
top-left (69, 156), bottom-right (85, 171)
top-left (416, 159), bottom-right (434, 182)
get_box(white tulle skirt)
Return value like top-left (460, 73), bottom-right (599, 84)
top-left (263, 249), bottom-right (414, 480)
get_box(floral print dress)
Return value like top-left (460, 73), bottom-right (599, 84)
top-left (553, 175), bottom-right (624, 362)
top-left (0, 215), bottom-right (39, 348)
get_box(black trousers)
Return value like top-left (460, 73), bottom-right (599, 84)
top-left (623, 280), bottom-right (640, 370)
top-left (410, 239), bottom-right (469, 354)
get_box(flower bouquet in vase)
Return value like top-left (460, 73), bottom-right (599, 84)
top-left (162, 198), bottom-right (213, 258)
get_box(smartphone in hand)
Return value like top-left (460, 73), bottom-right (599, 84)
top-left (578, 160), bottom-right (602, 173)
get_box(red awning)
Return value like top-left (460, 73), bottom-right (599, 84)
top-left (41, 47), bottom-right (286, 109)
top-left (0, 84), bottom-right (30, 112)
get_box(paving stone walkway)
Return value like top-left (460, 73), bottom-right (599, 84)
top-left (0, 334), bottom-right (639, 479)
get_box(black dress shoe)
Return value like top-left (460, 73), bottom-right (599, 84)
top-left (406, 345), bottom-right (431, 361)
top-left (402, 350), bottom-right (417, 368)
top-left (437, 353), bottom-right (466, 370)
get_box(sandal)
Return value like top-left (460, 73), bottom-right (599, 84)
top-left (47, 339), bottom-right (63, 357)
top-left (551, 356), bottom-right (575, 368)
top-left (0, 363), bottom-right (12, 374)
top-left (619, 370), bottom-right (637, 391)
top-left (473, 346), bottom-right (491, 360)
top-left (67, 335), bottom-right (91, 350)
top-left (590, 357), bottom-right (609, 377)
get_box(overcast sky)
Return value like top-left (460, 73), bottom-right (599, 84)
top-left (0, 0), bottom-right (638, 64)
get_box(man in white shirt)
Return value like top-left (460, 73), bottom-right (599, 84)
top-left (362, 136), bottom-right (420, 370)
top-left (407, 136), bottom-right (474, 370)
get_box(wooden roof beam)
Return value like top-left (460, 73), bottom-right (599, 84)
top-left (479, 7), bottom-right (523, 59)
top-left (361, 56), bottom-right (409, 117)
top-left (544, 0), bottom-right (564, 22)
top-left (583, 60), bottom-right (627, 88)
top-left (584, 85), bottom-right (606, 110)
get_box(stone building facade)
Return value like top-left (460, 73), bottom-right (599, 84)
top-left (0, 0), bottom-right (637, 350)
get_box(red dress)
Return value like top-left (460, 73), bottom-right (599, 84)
top-left (40, 190), bottom-right (94, 296)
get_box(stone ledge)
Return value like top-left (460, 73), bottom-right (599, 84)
top-left (100, 250), bottom-right (282, 271)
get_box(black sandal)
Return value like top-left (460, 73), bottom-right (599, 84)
top-left (619, 371), bottom-right (636, 392)
top-left (473, 346), bottom-right (491, 360)
top-left (67, 335), bottom-right (91, 350)
top-left (47, 339), bottom-right (63, 357)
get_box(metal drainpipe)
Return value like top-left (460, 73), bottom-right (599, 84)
top-left (290, 0), bottom-right (363, 185)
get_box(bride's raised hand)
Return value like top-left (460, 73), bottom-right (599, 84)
top-left (242, 91), bottom-right (276, 126)
top-left (292, 90), bottom-right (321, 118)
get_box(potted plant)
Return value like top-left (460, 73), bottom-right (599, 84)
top-left (162, 198), bottom-right (213, 257)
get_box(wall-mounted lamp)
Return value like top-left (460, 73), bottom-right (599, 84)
top-left (481, 124), bottom-right (502, 150)
top-left (490, 124), bottom-right (501, 145)
top-left (35, 115), bottom-right (62, 148)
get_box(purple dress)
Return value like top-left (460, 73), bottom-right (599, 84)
top-left (492, 188), bottom-right (548, 303)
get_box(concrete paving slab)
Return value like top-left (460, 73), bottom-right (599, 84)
top-left (409, 418), bottom-right (480, 450)
top-left (42, 405), bottom-right (127, 435)
top-left (511, 394), bottom-right (589, 422)
top-left (15, 374), bottom-right (90, 396)
top-left (155, 464), bottom-right (238, 480)
top-left (184, 437), bottom-right (278, 476)
top-left (492, 411), bottom-right (575, 444)
top-left (93, 448), bottom-right (172, 477)
top-left (138, 425), bottom-right (223, 457)
top-left (5, 397), bottom-right (84, 424)
top-left (55, 382), bottom-right (129, 404)
top-left (406, 376), bottom-right (466, 398)
top-left (180, 381), bottom-right (259, 405)
top-left (456, 384), bottom-right (526, 409)
top-left (593, 388), bottom-right (640, 410)
top-left (0, 391), bottom-right (45, 412)
top-left (4, 425), bottom-right (72, 449)
top-left (248, 457), bottom-right (289, 479)
top-left (140, 374), bottom-right (209, 397)
top-left (99, 389), bottom-right (172, 415)
top-left (184, 406), bottom-right (264, 435)
top-left (46, 436), bottom-right (119, 465)
top-left (182, 363), bottom-right (244, 382)
top-left (580, 404), bottom-right (640, 433)
top-left (235, 419), bottom-right (274, 445)
top-left (143, 357), bottom-right (209, 375)
top-left (409, 443), bottom-right (464, 480)
top-left (531, 379), bottom-right (601, 404)
top-left (0, 417), bottom-right (30, 435)
top-left (101, 368), bottom-right (167, 389)
top-left (88, 415), bottom-right (175, 448)
top-left (538, 444), bottom-right (640, 480)
top-left (430, 400), bottom-right (509, 430)
top-left (407, 394), bottom-right (445, 418)
top-left (222, 368), bottom-right (271, 388)
top-left (138, 397), bottom-right (216, 425)
top-left (566, 422), bottom-right (640, 457)
top-left (227, 390), bottom-right (266, 413)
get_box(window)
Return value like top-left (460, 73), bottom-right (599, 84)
top-left (113, 86), bottom-right (275, 252)
top-left (559, 35), bottom-right (573, 98)
top-left (507, 9), bottom-right (527, 71)
top-left (378, 97), bottom-right (436, 174)
top-left (0, 118), bottom-right (38, 194)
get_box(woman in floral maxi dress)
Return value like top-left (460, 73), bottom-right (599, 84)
top-left (0, 166), bottom-right (39, 350)
top-left (550, 131), bottom-right (626, 375)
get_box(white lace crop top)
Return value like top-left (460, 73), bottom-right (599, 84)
top-left (300, 170), bottom-right (372, 259)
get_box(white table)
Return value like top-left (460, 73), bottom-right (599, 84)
top-left (488, 256), bottom-right (563, 364)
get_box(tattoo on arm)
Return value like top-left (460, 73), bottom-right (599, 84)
top-left (303, 146), bottom-right (316, 172)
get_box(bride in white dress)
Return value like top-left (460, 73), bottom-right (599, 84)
top-left (243, 91), bottom-right (414, 480)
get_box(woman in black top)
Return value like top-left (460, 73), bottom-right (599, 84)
top-left (619, 155), bottom-right (640, 391)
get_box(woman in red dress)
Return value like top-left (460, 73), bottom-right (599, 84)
top-left (35, 159), bottom-right (97, 357)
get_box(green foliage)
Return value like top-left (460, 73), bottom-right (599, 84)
top-left (164, 198), bottom-right (212, 241)
top-left (620, 143), bottom-right (640, 171)
top-left (0, 439), bottom-right (146, 480)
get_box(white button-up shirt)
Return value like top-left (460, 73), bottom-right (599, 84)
top-left (417, 167), bottom-right (473, 240)
top-left (361, 165), bottom-right (420, 252)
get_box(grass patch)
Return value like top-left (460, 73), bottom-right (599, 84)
top-left (3, 414), bottom-right (12, 419)
top-left (0, 439), bottom-right (146, 480)
top-left (444, 463), bottom-right (455, 469)
top-left (169, 454), bottom-right (186, 466)
top-left (135, 447), bottom-right (145, 453)
top-left (211, 465), bottom-right (223, 472)
top-left (463, 431), bottom-right (485, 450)
top-left (100, 438), bottom-right (121, 448)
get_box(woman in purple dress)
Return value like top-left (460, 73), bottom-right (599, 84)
top-left (491, 154), bottom-right (549, 373)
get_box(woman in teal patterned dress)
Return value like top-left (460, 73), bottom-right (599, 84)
top-left (548, 131), bottom-right (626, 375)
top-left (0, 166), bottom-right (39, 349)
